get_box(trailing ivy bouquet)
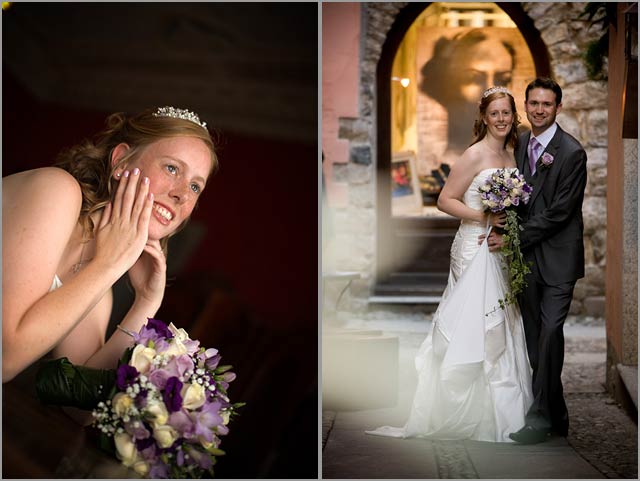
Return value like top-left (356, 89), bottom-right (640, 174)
top-left (36, 318), bottom-right (244, 478)
top-left (478, 168), bottom-right (533, 310)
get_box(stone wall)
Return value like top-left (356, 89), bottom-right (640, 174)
top-left (522, 2), bottom-right (609, 317)
top-left (330, 2), bottom-right (608, 318)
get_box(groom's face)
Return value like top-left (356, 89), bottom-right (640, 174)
top-left (524, 88), bottom-right (562, 136)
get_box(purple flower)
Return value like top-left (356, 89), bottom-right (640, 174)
top-left (192, 401), bottom-right (225, 444)
top-left (147, 318), bottom-right (174, 338)
top-left (184, 445), bottom-right (213, 470)
top-left (126, 420), bottom-right (151, 440)
top-left (541, 152), bottom-right (554, 167)
top-left (116, 364), bottom-right (139, 390)
top-left (134, 435), bottom-right (155, 451)
top-left (149, 462), bottom-right (169, 478)
top-left (149, 369), bottom-right (172, 390)
top-left (168, 410), bottom-right (195, 439)
top-left (132, 318), bottom-right (174, 346)
top-left (163, 377), bottom-right (184, 413)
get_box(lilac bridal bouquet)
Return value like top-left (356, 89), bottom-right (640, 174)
top-left (478, 168), bottom-right (533, 309)
top-left (36, 319), bottom-right (243, 478)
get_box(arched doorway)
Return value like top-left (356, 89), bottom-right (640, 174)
top-left (373, 2), bottom-right (551, 303)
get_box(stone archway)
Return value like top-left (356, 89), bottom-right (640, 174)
top-left (373, 2), bottom-right (552, 302)
top-left (336, 2), bottom-right (608, 317)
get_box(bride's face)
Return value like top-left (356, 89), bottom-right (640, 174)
top-left (124, 136), bottom-right (213, 241)
top-left (483, 97), bottom-right (513, 140)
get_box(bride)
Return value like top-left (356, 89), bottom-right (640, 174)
top-left (367, 86), bottom-right (533, 442)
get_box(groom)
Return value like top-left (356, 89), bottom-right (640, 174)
top-left (487, 77), bottom-right (588, 444)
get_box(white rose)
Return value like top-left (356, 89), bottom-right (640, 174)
top-left (181, 382), bottom-right (206, 410)
top-left (112, 392), bottom-right (134, 417)
top-left (153, 424), bottom-right (179, 449)
top-left (114, 433), bottom-right (138, 467)
top-left (503, 198), bottom-right (512, 207)
top-left (146, 399), bottom-right (169, 426)
top-left (162, 338), bottom-right (188, 357)
top-left (129, 344), bottom-right (156, 374)
top-left (168, 322), bottom-right (191, 342)
top-left (132, 460), bottom-right (150, 476)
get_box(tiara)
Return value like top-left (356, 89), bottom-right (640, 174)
top-left (152, 106), bottom-right (207, 130)
top-left (482, 86), bottom-right (512, 99)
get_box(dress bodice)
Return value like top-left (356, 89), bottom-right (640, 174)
top-left (462, 167), bottom-right (519, 221)
top-left (452, 167), bottom-right (519, 282)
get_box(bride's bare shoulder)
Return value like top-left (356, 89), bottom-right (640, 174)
top-left (3, 167), bottom-right (83, 219)
top-left (453, 144), bottom-right (484, 173)
top-left (4, 167), bottom-right (81, 199)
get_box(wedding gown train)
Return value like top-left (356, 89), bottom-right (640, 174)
top-left (367, 168), bottom-right (533, 443)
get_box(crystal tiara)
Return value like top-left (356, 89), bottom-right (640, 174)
top-left (152, 106), bottom-right (208, 129)
top-left (482, 86), bottom-right (512, 99)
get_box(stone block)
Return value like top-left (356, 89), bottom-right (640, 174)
top-left (584, 265), bottom-right (606, 290)
top-left (584, 109), bottom-right (609, 147)
top-left (582, 196), bottom-right (607, 234)
top-left (583, 296), bottom-right (606, 318)
top-left (553, 59), bottom-right (589, 83)
top-left (556, 111), bottom-right (581, 140)
top-left (587, 165), bottom-right (608, 197)
top-left (542, 23), bottom-right (571, 46)
top-left (589, 229), bottom-right (607, 264)
top-left (561, 82), bottom-right (608, 110)
top-left (338, 117), bottom-right (371, 142)
top-left (346, 162), bottom-right (373, 185)
top-left (586, 147), bottom-right (608, 166)
top-left (349, 183), bottom-right (374, 208)
top-left (524, 2), bottom-right (555, 21)
top-left (549, 42), bottom-right (582, 61)
top-left (569, 298), bottom-right (584, 315)
top-left (573, 276), bottom-right (602, 300)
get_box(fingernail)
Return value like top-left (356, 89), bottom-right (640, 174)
top-left (124, 170), bottom-right (130, 178)
top-left (148, 193), bottom-right (154, 201)
top-left (133, 168), bottom-right (140, 176)
top-left (143, 176), bottom-right (149, 185)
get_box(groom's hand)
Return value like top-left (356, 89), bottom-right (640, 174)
top-left (479, 231), bottom-right (505, 252)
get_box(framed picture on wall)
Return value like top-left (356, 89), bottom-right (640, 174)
top-left (391, 150), bottom-right (422, 216)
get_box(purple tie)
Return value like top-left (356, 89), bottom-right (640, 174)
top-left (528, 137), bottom-right (541, 175)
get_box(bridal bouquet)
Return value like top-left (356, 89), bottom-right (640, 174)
top-left (36, 318), bottom-right (243, 478)
top-left (479, 168), bottom-right (533, 309)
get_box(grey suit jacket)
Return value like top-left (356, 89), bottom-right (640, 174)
top-left (516, 125), bottom-right (587, 285)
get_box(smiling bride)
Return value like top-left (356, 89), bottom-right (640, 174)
top-left (2, 107), bottom-right (217, 382)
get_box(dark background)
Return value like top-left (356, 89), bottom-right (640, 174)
top-left (3, 3), bottom-right (318, 478)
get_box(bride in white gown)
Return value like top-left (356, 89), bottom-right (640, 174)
top-left (367, 87), bottom-right (533, 443)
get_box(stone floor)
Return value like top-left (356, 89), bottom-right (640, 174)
top-left (322, 319), bottom-right (638, 479)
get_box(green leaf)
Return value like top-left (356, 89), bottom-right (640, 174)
top-left (35, 358), bottom-right (116, 411)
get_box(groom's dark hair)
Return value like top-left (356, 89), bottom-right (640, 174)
top-left (525, 77), bottom-right (563, 105)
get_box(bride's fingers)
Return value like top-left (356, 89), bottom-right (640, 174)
top-left (141, 243), bottom-right (167, 270)
top-left (98, 202), bottom-right (112, 229)
top-left (120, 168), bottom-right (141, 222)
top-left (137, 191), bottom-right (154, 233)
top-left (112, 169), bottom-right (129, 219)
top-left (131, 176), bottom-right (150, 222)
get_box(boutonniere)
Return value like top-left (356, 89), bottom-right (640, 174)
top-left (540, 152), bottom-right (554, 169)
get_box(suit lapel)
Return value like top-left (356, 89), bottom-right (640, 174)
top-left (528, 126), bottom-right (563, 206)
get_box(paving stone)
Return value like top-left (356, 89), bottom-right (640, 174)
top-left (323, 319), bottom-right (637, 479)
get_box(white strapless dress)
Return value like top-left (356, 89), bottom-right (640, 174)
top-left (367, 168), bottom-right (533, 442)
